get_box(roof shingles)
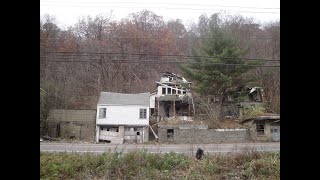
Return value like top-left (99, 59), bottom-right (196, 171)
top-left (98, 92), bottom-right (150, 106)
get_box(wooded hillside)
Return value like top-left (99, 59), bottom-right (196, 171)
top-left (40, 10), bottom-right (279, 120)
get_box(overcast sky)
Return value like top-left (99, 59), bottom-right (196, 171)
top-left (40, 0), bottom-right (280, 29)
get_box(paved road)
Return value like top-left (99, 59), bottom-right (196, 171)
top-left (40, 142), bottom-right (280, 155)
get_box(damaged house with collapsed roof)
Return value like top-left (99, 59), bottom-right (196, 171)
top-left (240, 113), bottom-right (280, 142)
top-left (149, 72), bottom-right (195, 121)
top-left (220, 86), bottom-right (268, 119)
top-left (95, 92), bottom-right (150, 144)
top-left (152, 72), bottom-right (276, 143)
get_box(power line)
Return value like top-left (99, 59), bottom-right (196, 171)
top-left (40, 4), bottom-right (280, 14)
top-left (46, 56), bottom-right (280, 62)
top-left (45, 56), bottom-right (280, 62)
top-left (40, 58), bottom-right (280, 67)
top-left (41, 1), bottom-right (280, 10)
top-left (41, 36), bottom-right (277, 40)
top-left (43, 51), bottom-right (280, 61)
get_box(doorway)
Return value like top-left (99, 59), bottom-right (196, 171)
top-left (167, 129), bottom-right (174, 141)
top-left (271, 123), bottom-right (280, 142)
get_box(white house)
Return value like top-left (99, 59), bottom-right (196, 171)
top-left (95, 92), bottom-right (150, 144)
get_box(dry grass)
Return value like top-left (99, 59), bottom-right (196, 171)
top-left (159, 118), bottom-right (207, 125)
top-left (205, 118), bottom-right (244, 129)
top-left (218, 119), bottom-right (244, 129)
top-left (157, 117), bottom-right (244, 129)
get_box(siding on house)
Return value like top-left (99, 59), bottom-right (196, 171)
top-left (96, 105), bottom-right (149, 126)
top-left (150, 94), bottom-right (156, 108)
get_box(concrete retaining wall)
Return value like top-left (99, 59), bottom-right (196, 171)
top-left (158, 126), bottom-right (250, 143)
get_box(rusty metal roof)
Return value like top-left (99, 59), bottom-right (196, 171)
top-left (240, 113), bottom-right (280, 124)
top-left (255, 114), bottom-right (280, 120)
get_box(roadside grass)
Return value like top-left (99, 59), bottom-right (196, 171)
top-left (40, 150), bottom-right (280, 180)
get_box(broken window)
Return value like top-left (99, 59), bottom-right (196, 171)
top-left (139, 108), bottom-right (147, 119)
top-left (98, 108), bottom-right (106, 119)
top-left (137, 132), bottom-right (140, 135)
top-left (172, 88), bottom-right (176, 94)
top-left (256, 122), bottom-right (265, 135)
top-left (182, 88), bottom-right (186, 94)
top-left (162, 87), bottom-right (166, 94)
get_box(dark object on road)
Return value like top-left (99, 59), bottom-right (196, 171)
top-left (196, 148), bottom-right (204, 159)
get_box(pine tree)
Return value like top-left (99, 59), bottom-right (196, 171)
top-left (180, 14), bottom-right (259, 105)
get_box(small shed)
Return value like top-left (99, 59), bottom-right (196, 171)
top-left (240, 113), bottom-right (280, 142)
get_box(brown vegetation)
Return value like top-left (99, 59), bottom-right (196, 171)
top-left (40, 11), bottom-right (279, 121)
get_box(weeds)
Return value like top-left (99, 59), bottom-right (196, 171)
top-left (41, 150), bottom-right (280, 180)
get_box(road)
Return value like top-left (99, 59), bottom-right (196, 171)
top-left (40, 142), bottom-right (280, 155)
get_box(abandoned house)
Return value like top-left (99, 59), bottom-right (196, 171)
top-left (242, 86), bottom-right (267, 102)
top-left (150, 72), bottom-right (195, 121)
top-left (95, 92), bottom-right (150, 144)
top-left (240, 113), bottom-right (280, 142)
top-left (221, 86), bottom-right (268, 119)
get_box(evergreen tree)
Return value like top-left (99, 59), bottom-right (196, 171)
top-left (180, 14), bottom-right (259, 102)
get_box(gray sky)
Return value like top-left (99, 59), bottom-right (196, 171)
top-left (40, 0), bottom-right (280, 28)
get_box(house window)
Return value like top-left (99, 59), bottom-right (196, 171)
top-left (98, 108), bottom-right (106, 119)
top-left (139, 108), bottom-right (147, 119)
top-left (168, 88), bottom-right (171, 94)
top-left (172, 89), bottom-right (176, 94)
top-left (162, 87), bottom-right (166, 94)
top-left (256, 122), bottom-right (265, 135)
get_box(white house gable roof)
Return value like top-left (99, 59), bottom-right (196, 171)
top-left (98, 92), bottom-right (150, 106)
